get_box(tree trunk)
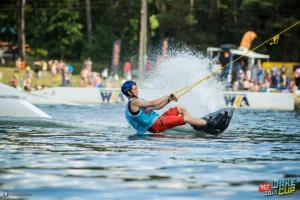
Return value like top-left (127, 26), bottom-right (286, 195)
top-left (155, 1), bottom-right (166, 43)
top-left (208, 0), bottom-right (219, 42)
top-left (190, 0), bottom-right (194, 14)
top-left (18, 0), bottom-right (26, 59)
top-left (85, 0), bottom-right (92, 43)
top-left (138, 0), bottom-right (147, 80)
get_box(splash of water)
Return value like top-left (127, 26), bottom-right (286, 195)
top-left (141, 49), bottom-right (225, 117)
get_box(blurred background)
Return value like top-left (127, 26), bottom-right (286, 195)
top-left (0, 0), bottom-right (299, 73)
top-left (0, 0), bottom-right (300, 106)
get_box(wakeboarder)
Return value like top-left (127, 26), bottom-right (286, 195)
top-left (121, 80), bottom-right (207, 134)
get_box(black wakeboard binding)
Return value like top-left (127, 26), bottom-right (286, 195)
top-left (192, 108), bottom-right (234, 135)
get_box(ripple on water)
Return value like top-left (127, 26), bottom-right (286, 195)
top-left (0, 106), bottom-right (300, 200)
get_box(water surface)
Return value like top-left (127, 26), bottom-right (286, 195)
top-left (1, 104), bottom-right (300, 200)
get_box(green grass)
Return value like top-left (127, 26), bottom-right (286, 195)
top-left (0, 66), bottom-right (81, 87)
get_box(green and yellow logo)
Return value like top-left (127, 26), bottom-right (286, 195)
top-left (258, 178), bottom-right (297, 196)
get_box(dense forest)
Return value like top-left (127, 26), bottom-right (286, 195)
top-left (0, 0), bottom-right (299, 71)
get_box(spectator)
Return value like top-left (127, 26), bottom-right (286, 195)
top-left (252, 81), bottom-right (260, 92)
top-left (231, 63), bottom-right (239, 84)
top-left (243, 79), bottom-right (252, 91)
top-left (56, 60), bottom-right (65, 74)
top-left (91, 72), bottom-right (105, 88)
top-left (32, 60), bottom-right (42, 79)
top-left (25, 66), bottom-right (32, 79)
top-left (279, 67), bottom-right (287, 91)
top-left (114, 73), bottom-right (119, 82)
top-left (246, 68), bottom-right (251, 82)
top-left (41, 60), bottom-right (48, 78)
top-left (237, 68), bottom-right (243, 82)
top-left (251, 62), bottom-right (258, 83)
top-left (20, 58), bottom-right (25, 70)
top-left (84, 57), bottom-right (93, 72)
top-left (295, 67), bottom-right (300, 88)
top-left (290, 81), bottom-right (298, 95)
top-left (23, 77), bottom-right (32, 91)
top-left (102, 68), bottom-right (108, 79)
top-left (67, 64), bottom-right (74, 75)
top-left (123, 61), bottom-right (132, 80)
top-left (15, 57), bottom-right (25, 71)
top-left (236, 69), bottom-right (245, 90)
top-left (15, 57), bottom-right (22, 71)
top-left (264, 69), bottom-right (272, 86)
top-left (49, 60), bottom-right (58, 77)
top-left (106, 74), bottom-right (119, 88)
top-left (257, 60), bottom-right (263, 84)
top-left (80, 66), bottom-right (90, 87)
top-left (271, 67), bottom-right (280, 88)
top-left (242, 68), bottom-right (252, 91)
top-left (106, 76), bottom-right (114, 88)
top-left (60, 61), bottom-right (70, 86)
top-left (232, 80), bottom-right (239, 91)
top-left (260, 79), bottom-right (270, 92)
top-left (9, 70), bottom-right (20, 89)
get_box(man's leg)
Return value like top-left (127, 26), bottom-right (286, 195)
top-left (149, 106), bottom-right (207, 133)
top-left (179, 108), bottom-right (207, 127)
top-left (161, 106), bottom-right (192, 117)
top-left (165, 106), bottom-right (207, 127)
top-left (162, 106), bottom-right (180, 117)
top-left (149, 115), bottom-right (185, 133)
top-left (184, 115), bottom-right (207, 126)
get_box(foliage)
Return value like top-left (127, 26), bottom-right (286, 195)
top-left (0, 0), bottom-right (299, 68)
top-left (29, 48), bottom-right (48, 59)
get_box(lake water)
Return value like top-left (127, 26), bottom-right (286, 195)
top-left (0, 104), bottom-right (300, 200)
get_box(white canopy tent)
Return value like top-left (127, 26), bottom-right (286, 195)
top-left (207, 46), bottom-right (270, 66)
top-left (207, 47), bottom-right (270, 59)
top-left (230, 49), bottom-right (270, 59)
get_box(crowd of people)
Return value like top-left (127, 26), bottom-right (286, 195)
top-left (4, 57), bottom-right (134, 91)
top-left (8, 57), bottom-right (75, 91)
top-left (3, 56), bottom-right (300, 95)
top-left (229, 60), bottom-right (300, 94)
top-left (79, 58), bottom-right (133, 88)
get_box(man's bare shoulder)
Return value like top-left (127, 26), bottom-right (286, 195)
top-left (130, 98), bottom-right (142, 106)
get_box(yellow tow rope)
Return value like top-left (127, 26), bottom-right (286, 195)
top-left (172, 20), bottom-right (300, 100)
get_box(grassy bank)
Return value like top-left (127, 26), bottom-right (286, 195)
top-left (0, 66), bottom-right (81, 87)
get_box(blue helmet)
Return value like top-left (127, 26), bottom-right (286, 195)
top-left (121, 80), bottom-right (136, 97)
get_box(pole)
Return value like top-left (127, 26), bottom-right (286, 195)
top-left (85, 0), bottom-right (92, 43)
top-left (18, 0), bottom-right (26, 59)
top-left (138, 0), bottom-right (147, 80)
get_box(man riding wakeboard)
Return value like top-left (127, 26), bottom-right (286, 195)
top-left (121, 80), bottom-right (207, 135)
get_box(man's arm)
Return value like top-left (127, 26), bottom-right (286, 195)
top-left (149, 98), bottom-right (171, 110)
top-left (131, 94), bottom-right (175, 110)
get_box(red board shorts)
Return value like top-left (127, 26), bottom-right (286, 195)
top-left (148, 107), bottom-right (185, 133)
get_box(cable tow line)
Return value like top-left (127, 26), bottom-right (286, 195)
top-left (172, 20), bottom-right (300, 100)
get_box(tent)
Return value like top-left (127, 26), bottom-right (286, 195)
top-left (230, 48), bottom-right (270, 59)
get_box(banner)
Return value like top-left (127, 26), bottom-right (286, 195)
top-left (111, 40), bottom-right (121, 75)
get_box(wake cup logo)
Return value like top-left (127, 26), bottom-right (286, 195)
top-left (258, 178), bottom-right (297, 196)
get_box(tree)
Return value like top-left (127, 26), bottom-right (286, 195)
top-left (2, 0), bottom-right (299, 64)
top-left (85, 0), bottom-right (92, 44)
top-left (18, 0), bottom-right (26, 58)
top-left (138, 0), bottom-right (147, 80)
top-left (25, 0), bottom-right (83, 59)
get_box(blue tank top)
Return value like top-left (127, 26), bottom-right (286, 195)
top-left (125, 99), bottom-right (159, 134)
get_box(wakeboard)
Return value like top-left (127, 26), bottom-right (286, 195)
top-left (192, 108), bottom-right (234, 135)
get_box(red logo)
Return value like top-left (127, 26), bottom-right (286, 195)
top-left (258, 182), bottom-right (272, 192)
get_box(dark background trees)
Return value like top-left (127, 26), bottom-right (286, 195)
top-left (0, 0), bottom-right (299, 71)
